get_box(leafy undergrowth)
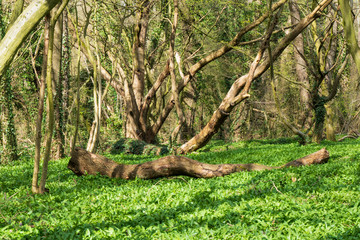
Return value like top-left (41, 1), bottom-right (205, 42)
top-left (1, 138), bottom-right (360, 239)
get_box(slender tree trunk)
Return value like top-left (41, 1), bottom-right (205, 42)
top-left (32, 15), bottom-right (50, 194)
top-left (289, 0), bottom-right (311, 126)
top-left (310, 7), bottom-right (341, 143)
top-left (85, 35), bottom-right (102, 153)
top-left (339, 0), bottom-right (360, 74)
top-left (3, 72), bottom-right (18, 162)
top-left (70, 16), bottom-right (81, 156)
top-left (324, 18), bottom-right (338, 141)
top-left (32, 0), bottom-right (69, 194)
top-left (38, 19), bottom-right (56, 193)
top-left (53, 9), bottom-right (64, 159)
top-left (169, 0), bottom-right (185, 143)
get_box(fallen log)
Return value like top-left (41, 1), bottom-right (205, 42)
top-left (67, 147), bottom-right (329, 180)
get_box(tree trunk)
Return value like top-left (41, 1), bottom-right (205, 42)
top-left (312, 97), bottom-right (326, 143)
top-left (132, 0), bottom-right (150, 109)
top-left (38, 17), bottom-right (57, 193)
top-left (325, 104), bottom-right (336, 141)
top-left (1, 0), bottom-right (24, 162)
top-left (32, 0), bottom-right (69, 194)
top-left (61, 10), bottom-right (70, 154)
top-left (169, 0), bottom-right (185, 144)
top-left (289, 0), bottom-right (311, 127)
top-left (32, 14), bottom-right (50, 194)
top-left (53, 8), bottom-right (64, 159)
top-left (0, 0), bottom-right (61, 78)
top-left (3, 72), bottom-right (18, 162)
top-left (83, 10), bottom-right (102, 153)
top-left (70, 13), bottom-right (81, 156)
top-left (68, 148), bottom-right (329, 179)
top-left (339, 0), bottom-right (360, 74)
top-left (124, 0), bottom-right (151, 140)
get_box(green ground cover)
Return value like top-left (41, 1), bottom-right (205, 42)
top-left (1, 138), bottom-right (360, 239)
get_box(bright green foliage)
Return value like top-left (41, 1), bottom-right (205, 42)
top-left (1, 138), bottom-right (360, 239)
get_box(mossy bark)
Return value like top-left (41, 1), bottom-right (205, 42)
top-left (0, 0), bottom-right (61, 78)
top-left (32, 0), bottom-right (69, 194)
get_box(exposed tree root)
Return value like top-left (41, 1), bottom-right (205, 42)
top-left (67, 148), bottom-right (329, 180)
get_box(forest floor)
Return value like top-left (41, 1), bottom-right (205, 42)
top-left (1, 137), bottom-right (360, 239)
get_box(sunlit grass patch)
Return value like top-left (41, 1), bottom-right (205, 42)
top-left (1, 138), bottom-right (360, 239)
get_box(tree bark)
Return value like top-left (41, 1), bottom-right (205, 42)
top-left (68, 148), bottom-right (329, 179)
top-left (61, 10), bottom-right (70, 154)
top-left (1, 0), bottom-right (24, 162)
top-left (124, 0), bottom-right (151, 140)
top-left (339, 0), bottom-right (360, 74)
top-left (53, 8), bottom-right (64, 159)
top-left (289, 0), bottom-right (311, 126)
top-left (325, 104), bottom-right (336, 141)
top-left (69, 13), bottom-right (81, 156)
top-left (32, 14), bottom-right (50, 194)
top-left (169, 0), bottom-right (185, 144)
top-left (32, 0), bottom-right (69, 194)
top-left (85, 37), bottom-right (102, 153)
top-left (0, 0), bottom-right (61, 78)
top-left (132, 0), bottom-right (150, 109)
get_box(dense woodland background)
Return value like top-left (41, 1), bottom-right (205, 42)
top-left (0, 0), bottom-right (360, 188)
